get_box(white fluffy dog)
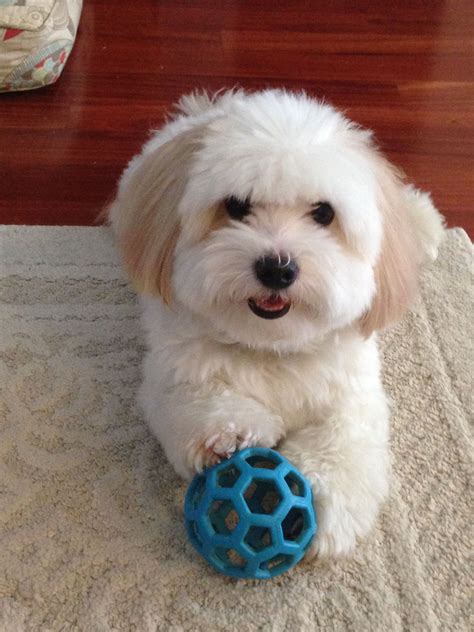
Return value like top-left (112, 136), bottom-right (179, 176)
top-left (109, 89), bottom-right (445, 558)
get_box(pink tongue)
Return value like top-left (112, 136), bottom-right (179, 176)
top-left (256, 295), bottom-right (288, 311)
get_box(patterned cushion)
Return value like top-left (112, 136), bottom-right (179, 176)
top-left (0, 0), bottom-right (82, 92)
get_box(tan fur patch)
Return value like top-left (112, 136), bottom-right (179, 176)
top-left (206, 201), bottom-right (229, 234)
top-left (360, 152), bottom-right (419, 335)
top-left (109, 127), bottom-right (205, 302)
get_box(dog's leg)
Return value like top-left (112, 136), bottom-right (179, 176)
top-left (279, 389), bottom-right (390, 558)
top-left (403, 185), bottom-right (445, 262)
top-left (139, 378), bottom-right (285, 480)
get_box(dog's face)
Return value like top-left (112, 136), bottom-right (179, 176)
top-left (173, 193), bottom-right (379, 351)
top-left (112, 90), bottom-right (418, 351)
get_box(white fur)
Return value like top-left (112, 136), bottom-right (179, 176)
top-left (404, 185), bottom-right (446, 261)
top-left (110, 89), bottom-right (445, 559)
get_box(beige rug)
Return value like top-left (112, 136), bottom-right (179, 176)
top-left (0, 226), bottom-right (471, 632)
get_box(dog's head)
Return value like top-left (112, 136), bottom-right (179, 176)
top-left (110, 90), bottom-right (421, 351)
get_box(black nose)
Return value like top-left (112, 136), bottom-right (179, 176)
top-left (254, 254), bottom-right (299, 290)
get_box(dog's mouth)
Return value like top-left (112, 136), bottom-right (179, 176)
top-left (248, 295), bottom-right (291, 320)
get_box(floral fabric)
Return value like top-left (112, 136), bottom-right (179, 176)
top-left (0, 0), bottom-right (82, 92)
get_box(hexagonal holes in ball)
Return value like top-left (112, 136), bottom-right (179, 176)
top-left (244, 526), bottom-right (273, 552)
top-left (260, 553), bottom-right (294, 573)
top-left (246, 453), bottom-right (281, 470)
top-left (281, 507), bottom-right (306, 542)
top-left (284, 472), bottom-right (305, 497)
top-left (244, 480), bottom-right (282, 515)
top-left (213, 547), bottom-right (247, 570)
top-left (216, 463), bottom-right (241, 488)
top-left (208, 499), bottom-right (239, 535)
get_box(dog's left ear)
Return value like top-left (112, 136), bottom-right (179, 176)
top-left (108, 126), bottom-right (204, 304)
top-left (360, 154), bottom-right (421, 336)
top-left (360, 147), bottom-right (445, 336)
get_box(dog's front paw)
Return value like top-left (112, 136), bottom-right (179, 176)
top-left (303, 474), bottom-right (384, 561)
top-left (306, 496), bottom-right (358, 560)
top-left (186, 422), bottom-right (260, 472)
top-left (184, 411), bottom-right (284, 474)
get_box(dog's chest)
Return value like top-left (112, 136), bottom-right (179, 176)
top-left (217, 346), bottom-right (340, 429)
top-left (167, 330), bottom-right (361, 429)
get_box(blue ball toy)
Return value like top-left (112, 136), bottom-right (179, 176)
top-left (184, 447), bottom-right (317, 579)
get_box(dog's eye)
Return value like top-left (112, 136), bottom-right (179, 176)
top-left (224, 196), bottom-right (251, 221)
top-left (311, 202), bottom-right (335, 226)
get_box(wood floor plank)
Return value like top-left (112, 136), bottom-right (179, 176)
top-left (0, 0), bottom-right (472, 236)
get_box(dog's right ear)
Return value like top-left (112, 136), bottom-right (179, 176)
top-left (108, 127), bottom-right (204, 303)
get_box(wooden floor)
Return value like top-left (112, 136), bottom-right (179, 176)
top-left (1, 0), bottom-right (473, 236)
